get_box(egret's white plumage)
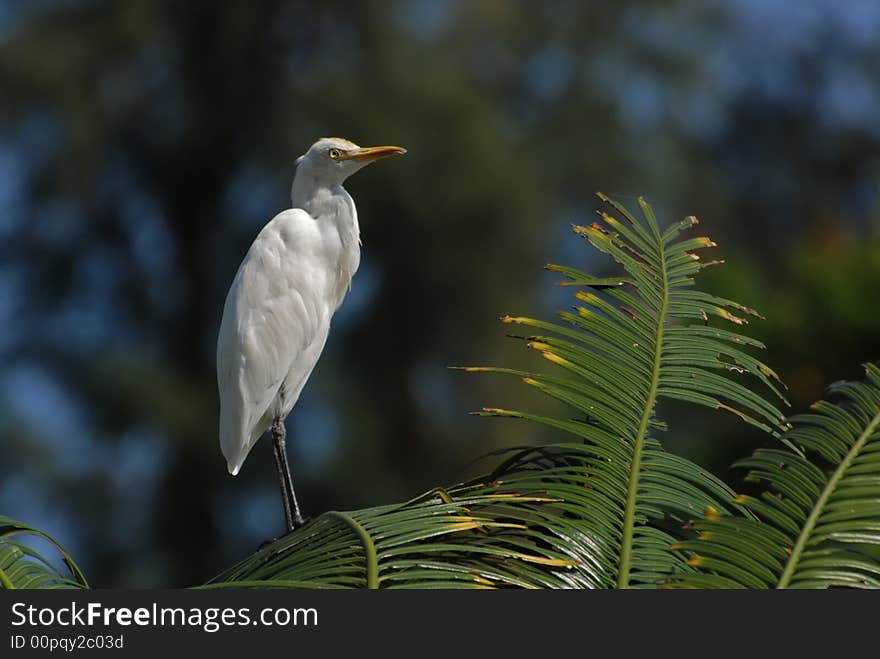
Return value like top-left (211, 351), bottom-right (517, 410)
top-left (217, 137), bottom-right (405, 479)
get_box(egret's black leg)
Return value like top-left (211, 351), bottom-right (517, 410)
top-left (271, 416), bottom-right (305, 533)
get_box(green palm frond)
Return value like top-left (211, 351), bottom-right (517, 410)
top-left (208, 470), bottom-right (591, 590)
top-left (209, 194), bottom-right (786, 589)
top-left (462, 194), bottom-right (788, 588)
top-left (670, 363), bottom-right (880, 589)
top-left (0, 516), bottom-right (88, 589)
top-left (208, 443), bottom-right (732, 589)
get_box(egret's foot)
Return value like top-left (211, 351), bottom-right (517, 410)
top-left (257, 537), bottom-right (280, 552)
top-left (257, 518), bottom-right (310, 551)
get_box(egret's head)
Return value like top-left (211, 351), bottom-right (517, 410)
top-left (295, 137), bottom-right (406, 185)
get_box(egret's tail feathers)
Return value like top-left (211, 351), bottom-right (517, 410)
top-left (219, 398), bottom-right (255, 477)
top-left (220, 419), bottom-right (263, 478)
top-left (220, 391), bottom-right (271, 478)
top-left (222, 438), bottom-right (249, 477)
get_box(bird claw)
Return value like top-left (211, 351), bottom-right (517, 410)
top-left (256, 517), bottom-right (311, 551)
top-left (292, 514), bottom-right (311, 530)
top-left (257, 537), bottom-right (280, 552)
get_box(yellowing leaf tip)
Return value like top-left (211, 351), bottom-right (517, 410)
top-left (717, 308), bottom-right (747, 325)
top-left (716, 402), bottom-right (751, 421)
top-left (542, 351), bottom-right (568, 366)
top-left (482, 407), bottom-right (509, 415)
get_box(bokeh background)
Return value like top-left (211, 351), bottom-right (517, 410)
top-left (1, 0), bottom-right (879, 587)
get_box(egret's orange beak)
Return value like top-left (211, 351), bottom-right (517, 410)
top-left (344, 145), bottom-right (407, 162)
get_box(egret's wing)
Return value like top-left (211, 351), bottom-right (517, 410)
top-left (217, 209), bottom-right (325, 474)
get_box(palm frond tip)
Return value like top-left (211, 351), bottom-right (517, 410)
top-left (466, 194), bottom-right (788, 588)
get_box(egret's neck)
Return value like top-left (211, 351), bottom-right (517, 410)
top-left (290, 169), bottom-right (361, 306)
top-left (291, 171), bottom-right (342, 214)
top-left (290, 170), bottom-right (360, 246)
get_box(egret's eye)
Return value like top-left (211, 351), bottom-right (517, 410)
top-left (328, 148), bottom-right (342, 160)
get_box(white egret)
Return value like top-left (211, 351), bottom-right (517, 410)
top-left (217, 137), bottom-right (406, 532)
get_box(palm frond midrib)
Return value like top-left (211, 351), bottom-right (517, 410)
top-left (617, 205), bottom-right (668, 589)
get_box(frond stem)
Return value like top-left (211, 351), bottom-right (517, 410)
top-left (617, 204), bottom-right (668, 589)
top-left (325, 511), bottom-right (379, 589)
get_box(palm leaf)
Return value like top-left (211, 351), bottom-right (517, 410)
top-left (669, 363), bottom-right (880, 589)
top-left (209, 194), bottom-right (786, 589)
top-left (461, 194), bottom-right (788, 588)
top-left (208, 473), bottom-right (591, 590)
top-left (0, 516), bottom-right (88, 589)
top-left (209, 443), bottom-right (731, 589)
